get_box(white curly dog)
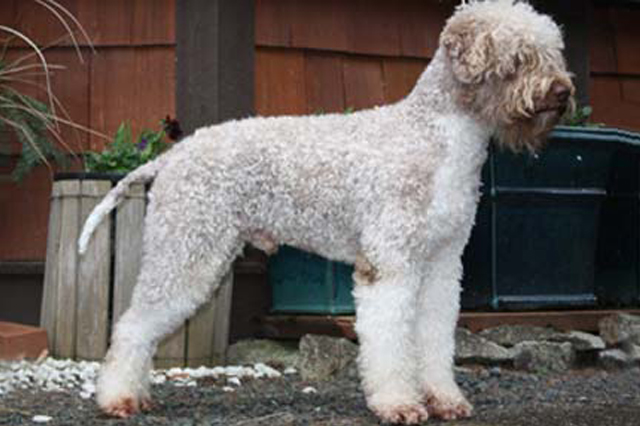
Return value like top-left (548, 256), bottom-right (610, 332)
top-left (79, 1), bottom-right (573, 423)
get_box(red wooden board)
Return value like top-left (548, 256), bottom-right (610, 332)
top-left (255, 48), bottom-right (306, 116)
top-left (304, 52), bottom-right (345, 114)
top-left (343, 57), bottom-right (385, 111)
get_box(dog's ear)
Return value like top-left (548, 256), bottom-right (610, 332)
top-left (440, 17), bottom-right (497, 84)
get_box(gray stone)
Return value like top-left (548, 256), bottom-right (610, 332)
top-left (296, 334), bottom-right (358, 381)
top-left (599, 349), bottom-right (631, 370)
top-left (627, 344), bottom-right (640, 362)
top-left (455, 328), bottom-right (513, 364)
top-left (478, 325), bottom-right (557, 347)
top-left (227, 339), bottom-right (299, 369)
top-left (230, 412), bottom-right (296, 426)
top-left (598, 313), bottom-right (640, 347)
top-left (549, 331), bottom-right (605, 351)
top-left (512, 341), bottom-right (575, 373)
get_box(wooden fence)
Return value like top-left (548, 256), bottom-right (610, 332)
top-left (41, 178), bottom-right (232, 368)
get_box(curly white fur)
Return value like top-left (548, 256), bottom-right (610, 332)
top-left (80, 1), bottom-right (573, 423)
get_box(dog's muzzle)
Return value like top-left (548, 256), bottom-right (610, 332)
top-left (534, 81), bottom-right (573, 116)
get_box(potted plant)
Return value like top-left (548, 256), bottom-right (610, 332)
top-left (0, 0), bottom-right (102, 181)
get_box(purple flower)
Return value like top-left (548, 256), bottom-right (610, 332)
top-left (137, 137), bottom-right (148, 151)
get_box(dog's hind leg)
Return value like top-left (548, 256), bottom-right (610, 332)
top-left (353, 256), bottom-right (429, 425)
top-left (415, 244), bottom-right (473, 420)
top-left (96, 210), bottom-right (241, 418)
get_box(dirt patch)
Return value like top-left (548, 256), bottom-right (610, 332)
top-left (1, 366), bottom-right (639, 425)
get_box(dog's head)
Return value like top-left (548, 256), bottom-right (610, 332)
top-left (441, 0), bottom-right (574, 152)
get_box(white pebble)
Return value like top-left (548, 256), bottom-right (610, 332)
top-left (302, 386), bottom-right (317, 394)
top-left (32, 415), bottom-right (52, 423)
top-left (284, 367), bottom-right (297, 375)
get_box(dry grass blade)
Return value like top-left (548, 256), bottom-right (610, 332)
top-left (2, 63), bottom-right (66, 75)
top-left (34, 0), bottom-right (83, 62)
top-left (0, 25), bottom-right (56, 119)
top-left (44, 0), bottom-right (96, 54)
top-left (0, 0), bottom-right (101, 179)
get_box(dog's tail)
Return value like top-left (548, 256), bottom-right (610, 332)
top-left (78, 159), bottom-right (161, 255)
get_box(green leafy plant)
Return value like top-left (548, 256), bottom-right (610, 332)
top-left (560, 105), bottom-right (604, 128)
top-left (85, 119), bottom-right (175, 174)
top-left (0, 0), bottom-right (106, 181)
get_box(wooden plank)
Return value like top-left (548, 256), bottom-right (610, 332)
top-left (77, 0), bottom-right (133, 46)
top-left (90, 47), bottom-right (176, 150)
top-left (53, 180), bottom-right (81, 358)
top-left (155, 326), bottom-right (187, 369)
top-left (186, 295), bottom-right (217, 368)
top-left (304, 53), bottom-right (345, 114)
top-left (76, 180), bottom-right (111, 360)
top-left (254, 48), bottom-right (306, 116)
top-left (290, 0), bottom-right (349, 52)
top-left (0, 166), bottom-right (53, 260)
top-left (382, 58), bottom-right (428, 104)
top-left (622, 78), bottom-right (640, 104)
top-left (1, 47), bottom-right (90, 153)
top-left (261, 310), bottom-right (640, 340)
top-left (255, 0), bottom-right (293, 47)
top-left (399, 0), bottom-right (453, 59)
top-left (343, 57), bottom-right (385, 111)
top-left (610, 7), bottom-right (640, 75)
top-left (212, 271), bottom-right (233, 365)
top-left (132, 0), bottom-right (176, 45)
top-left (40, 182), bottom-right (63, 350)
top-left (589, 5), bottom-right (617, 74)
top-left (112, 184), bottom-right (145, 325)
top-left (13, 0), bottom-right (79, 47)
top-left (0, 0), bottom-right (16, 27)
top-left (590, 76), bottom-right (640, 132)
top-left (42, 49), bottom-right (91, 153)
top-left (347, 0), bottom-right (401, 57)
top-left (181, 272), bottom-right (234, 368)
top-left (132, 47), bottom-right (176, 127)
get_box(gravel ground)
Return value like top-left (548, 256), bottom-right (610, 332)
top-left (1, 362), bottom-right (639, 426)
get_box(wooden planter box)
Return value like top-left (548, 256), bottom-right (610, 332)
top-left (41, 173), bottom-right (233, 368)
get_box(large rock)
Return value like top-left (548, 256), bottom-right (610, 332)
top-left (598, 313), bottom-right (640, 347)
top-left (512, 341), bottom-right (575, 373)
top-left (599, 349), bottom-right (632, 370)
top-left (227, 339), bottom-right (299, 369)
top-left (296, 334), bottom-right (358, 381)
top-left (549, 331), bottom-right (605, 351)
top-left (478, 325), bottom-right (557, 347)
top-left (627, 344), bottom-right (640, 361)
top-left (455, 328), bottom-right (513, 364)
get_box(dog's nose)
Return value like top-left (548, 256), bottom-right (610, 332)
top-left (552, 83), bottom-right (571, 104)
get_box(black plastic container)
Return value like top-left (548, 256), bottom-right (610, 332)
top-left (267, 126), bottom-right (640, 313)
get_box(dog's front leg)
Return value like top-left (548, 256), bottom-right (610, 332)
top-left (415, 245), bottom-right (472, 420)
top-left (353, 263), bottom-right (429, 425)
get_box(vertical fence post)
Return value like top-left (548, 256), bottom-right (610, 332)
top-left (53, 180), bottom-right (81, 359)
top-left (41, 182), bottom-right (63, 351)
top-left (76, 180), bottom-right (112, 360)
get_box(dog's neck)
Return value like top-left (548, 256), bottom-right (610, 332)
top-left (403, 48), bottom-right (493, 140)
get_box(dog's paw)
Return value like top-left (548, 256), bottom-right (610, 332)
top-left (370, 403), bottom-right (429, 425)
top-left (100, 395), bottom-right (151, 418)
top-left (425, 392), bottom-right (473, 421)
